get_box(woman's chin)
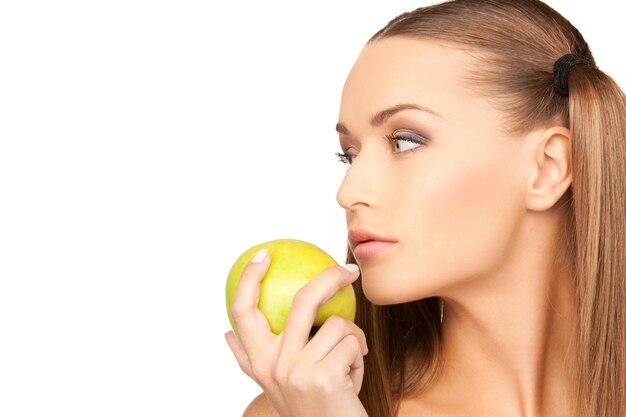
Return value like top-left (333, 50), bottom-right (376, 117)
top-left (361, 273), bottom-right (440, 305)
top-left (362, 282), bottom-right (422, 305)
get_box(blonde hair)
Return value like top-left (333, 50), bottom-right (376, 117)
top-left (345, 1), bottom-right (626, 416)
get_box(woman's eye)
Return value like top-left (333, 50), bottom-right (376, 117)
top-left (384, 132), bottom-right (427, 154)
top-left (334, 131), bottom-right (427, 166)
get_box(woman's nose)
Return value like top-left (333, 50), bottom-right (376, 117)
top-left (336, 151), bottom-right (380, 210)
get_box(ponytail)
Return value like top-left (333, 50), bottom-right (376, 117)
top-left (567, 66), bottom-right (626, 416)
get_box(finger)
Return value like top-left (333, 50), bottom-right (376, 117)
top-left (280, 264), bottom-right (360, 356)
top-left (350, 347), bottom-right (365, 394)
top-left (229, 249), bottom-right (272, 345)
top-left (225, 330), bottom-right (253, 377)
top-left (317, 334), bottom-right (365, 394)
top-left (302, 316), bottom-right (368, 363)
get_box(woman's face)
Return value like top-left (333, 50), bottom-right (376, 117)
top-left (336, 37), bottom-right (530, 305)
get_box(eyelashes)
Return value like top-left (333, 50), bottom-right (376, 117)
top-left (335, 151), bottom-right (353, 165)
top-left (335, 131), bottom-right (427, 166)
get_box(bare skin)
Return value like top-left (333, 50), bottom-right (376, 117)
top-left (230, 37), bottom-right (576, 417)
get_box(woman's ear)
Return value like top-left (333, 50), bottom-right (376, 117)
top-left (526, 126), bottom-right (572, 211)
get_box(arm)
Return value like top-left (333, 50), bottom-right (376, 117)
top-left (242, 393), bottom-right (280, 417)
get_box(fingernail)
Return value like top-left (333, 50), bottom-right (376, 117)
top-left (343, 264), bottom-right (359, 273)
top-left (251, 248), bottom-right (269, 263)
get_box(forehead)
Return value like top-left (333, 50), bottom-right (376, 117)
top-left (340, 37), bottom-right (473, 118)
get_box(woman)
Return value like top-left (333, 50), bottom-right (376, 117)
top-left (225, 0), bottom-right (626, 416)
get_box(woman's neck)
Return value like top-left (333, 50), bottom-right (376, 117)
top-left (405, 214), bottom-right (576, 417)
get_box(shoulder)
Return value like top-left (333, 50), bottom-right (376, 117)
top-left (242, 392), bottom-right (280, 417)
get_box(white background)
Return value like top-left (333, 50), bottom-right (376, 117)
top-left (1, 1), bottom-right (624, 416)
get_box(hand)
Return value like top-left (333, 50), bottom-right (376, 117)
top-left (225, 249), bottom-right (369, 417)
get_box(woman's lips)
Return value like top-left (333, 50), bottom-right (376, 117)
top-left (353, 240), bottom-right (396, 260)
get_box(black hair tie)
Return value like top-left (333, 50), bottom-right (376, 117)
top-left (553, 53), bottom-right (596, 97)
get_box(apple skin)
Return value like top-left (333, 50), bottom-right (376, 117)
top-left (226, 239), bottom-right (357, 336)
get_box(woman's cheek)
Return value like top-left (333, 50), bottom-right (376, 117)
top-left (403, 154), bottom-right (521, 289)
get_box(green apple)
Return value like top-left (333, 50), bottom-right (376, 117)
top-left (225, 239), bottom-right (357, 335)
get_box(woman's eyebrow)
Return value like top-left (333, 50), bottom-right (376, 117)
top-left (335, 102), bottom-right (440, 135)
